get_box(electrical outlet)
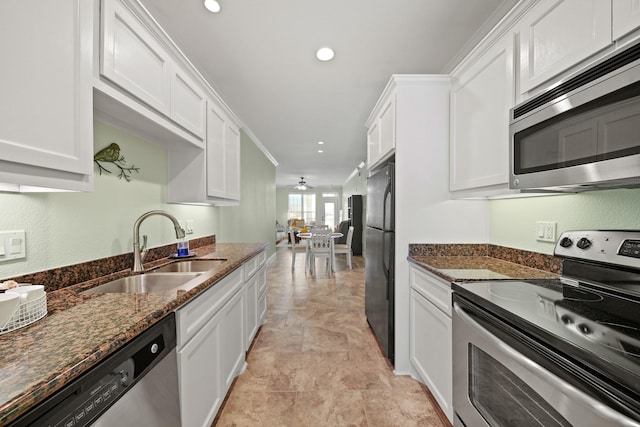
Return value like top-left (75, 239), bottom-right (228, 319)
top-left (0, 230), bottom-right (26, 262)
top-left (536, 221), bottom-right (556, 242)
top-left (185, 220), bottom-right (194, 235)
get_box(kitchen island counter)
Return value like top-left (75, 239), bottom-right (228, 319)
top-left (0, 241), bottom-right (268, 425)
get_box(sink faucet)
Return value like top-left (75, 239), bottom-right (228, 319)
top-left (133, 210), bottom-right (186, 273)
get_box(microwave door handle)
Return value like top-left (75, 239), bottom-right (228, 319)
top-left (453, 303), bottom-right (640, 427)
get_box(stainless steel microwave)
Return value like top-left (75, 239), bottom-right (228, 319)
top-left (509, 42), bottom-right (640, 192)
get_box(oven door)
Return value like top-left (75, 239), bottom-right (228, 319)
top-left (452, 301), bottom-right (640, 427)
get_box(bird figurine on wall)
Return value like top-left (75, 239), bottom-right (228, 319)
top-left (94, 142), bottom-right (140, 182)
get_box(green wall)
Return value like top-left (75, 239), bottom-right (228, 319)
top-left (489, 188), bottom-right (640, 254)
top-left (217, 130), bottom-right (277, 258)
top-left (0, 121), bottom-right (275, 280)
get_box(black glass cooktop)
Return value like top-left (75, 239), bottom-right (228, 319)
top-left (453, 277), bottom-right (640, 399)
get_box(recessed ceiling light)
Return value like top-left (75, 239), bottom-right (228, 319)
top-left (316, 47), bottom-right (334, 62)
top-left (318, 150), bottom-right (324, 153)
top-left (318, 141), bottom-right (325, 145)
top-left (204, 0), bottom-right (221, 13)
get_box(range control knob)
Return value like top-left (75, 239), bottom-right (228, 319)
top-left (560, 314), bottom-right (574, 325)
top-left (577, 324), bottom-right (592, 335)
top-left (559, 237), bottom-right (573, 248)
top-left (577, 238), bottom-right (592, 250)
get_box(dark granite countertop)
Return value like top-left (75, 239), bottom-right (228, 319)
top-left (409, 255), bottom-right (559, 283)
top-left (0, 242), bottom-right (268, 425)
top-left (407, 243), bottom-right (562, 284)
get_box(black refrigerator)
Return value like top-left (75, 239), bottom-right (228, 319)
top-left (365, 163), bottom-right (395, 364)
top-left (347, 195), bottom-right (363, 256)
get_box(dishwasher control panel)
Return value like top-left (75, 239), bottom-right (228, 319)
top-left (52, 359), bottom-right (134, 427)
top-left (10, 313), bottom-right (176, 427)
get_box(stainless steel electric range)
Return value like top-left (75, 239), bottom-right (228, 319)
top-left (452, 230), bottom-right (640, 427)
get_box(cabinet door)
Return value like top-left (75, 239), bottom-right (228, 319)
top-left (0, 0), bottom-right (93, 187)
top-left (224, 122), bottom-right (241, 201)
top-left (220, 289), bottom-right (245, 391)
top-left (410, 289), bottom-right (453, 422)
top-left (378, 96), bottom-right (396, 160)
top-left (613, 0), bottom-right (640, 41)
top-left (206, 104), bottom-right (227, 198)
top-left (101, 0), bottom-right (171, 115)
top-left (244, 273), bottom-right (259, 350)
top-left (171, 67), bottom-right (207, 139)
top-left (519, 0), bottom-right (612, 94)
top-left (178, 311), bottom-right (223, 427)
top-left (367, 121), bottom-right (381, 167)
top-left (450, 34), bottom-right (514, 192)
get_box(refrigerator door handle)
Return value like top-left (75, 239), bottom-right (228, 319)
top-left (382, 175), bottom-right (392, 231)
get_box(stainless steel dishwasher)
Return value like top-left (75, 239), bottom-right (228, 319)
top-left (10, 313), bottom-right (180, 427)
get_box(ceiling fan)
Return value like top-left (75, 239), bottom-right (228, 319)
top-left (292, 177), bottom-right (313, 191)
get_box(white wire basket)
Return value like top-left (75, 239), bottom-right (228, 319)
top-left (0, 293), bottom-right (47, 335)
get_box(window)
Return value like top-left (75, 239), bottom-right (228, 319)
top-left (288, 193), bottom-right (316, 224)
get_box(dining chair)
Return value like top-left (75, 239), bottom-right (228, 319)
top-left (308, 228), bottom-right (334, 276)
top-left (334, 226), bottom-right (354, 269)
top-left (289, 230), bottom-right (308, 271)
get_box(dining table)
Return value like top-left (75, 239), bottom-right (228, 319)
top-left (297, 231), bottom-right (343, 275)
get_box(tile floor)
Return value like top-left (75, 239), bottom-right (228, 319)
top-left (213, 247), bottom-right (446, 426)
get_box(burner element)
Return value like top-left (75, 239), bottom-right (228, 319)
top-left (562, 287), bottom-right (603, 302)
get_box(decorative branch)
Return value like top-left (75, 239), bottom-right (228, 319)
top-left (93, 143), bottom-right (141, 182)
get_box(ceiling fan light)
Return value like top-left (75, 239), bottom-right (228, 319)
top-left (204, 0), bottom-right (221, 13)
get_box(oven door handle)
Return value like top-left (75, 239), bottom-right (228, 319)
top-left (454, 302), bottom-right (640, 427)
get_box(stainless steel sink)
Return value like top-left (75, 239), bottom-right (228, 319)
top-left (83, 272), bottom-right (201, 294)
top-left (152, 259), bottom-right (226, 273)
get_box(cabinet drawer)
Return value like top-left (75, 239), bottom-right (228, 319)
top-left (176, 268), bottom-right (243, 348)
top-left (243, 251), bottom-right (266, 280)
top-left (409, 265), bottom-right (452, 316)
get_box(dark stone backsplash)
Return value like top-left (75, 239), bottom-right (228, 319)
top-left (408, 243), bottom-right (562, 274)
top-left (5, 235), bottom-right (215, 292)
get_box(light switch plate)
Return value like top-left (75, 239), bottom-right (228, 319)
top-left (536, 222), bottom-right (556, 243)
top-left (0, 230), bottom-right (26, 261)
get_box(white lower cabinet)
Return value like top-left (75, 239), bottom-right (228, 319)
top-left (177, 308), bottom-right (223, 427)
top-left (244, 271), bottom-right (259, 350)
top-left (176, 268), bottom-right (245, 427)
top-left (175, 250), bottom-right (267, 426)
top-left (243, 252), bottom-right (267, 350)
top-left (409, 265), bottom-right (453, 422)
top-left (219, 289), bottom-right (246, 392)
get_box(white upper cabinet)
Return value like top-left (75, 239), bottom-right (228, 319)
top-left (206, 104), bottom-right (241, 201)
top-left (101, 0), bottom-right (172, 116)
top-left (367, 121), bottom-right (380, 168)
top-left (519, 0), bottom-right (612, 95)
top-left (378, 97), bottom-right (396, 162)
top-left (223, 122), bottom-right (241, 201)
top-left (167, 101), bottom-right (241, 205)
top-left (0, 0), bottom-right (93, 191)
top-left (170, 68), bottom-right (207, 138)
top-left (96, 0), bottom-right (208, 147)
top-left (450, 34), bottom-right (515, 195)
top-left (366, 92), bottom-right (396, 170)
top-left (613, 0), bottom-right (640, 41)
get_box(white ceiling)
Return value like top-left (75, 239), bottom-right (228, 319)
top-left (139, 0), bottom-right (518, 187)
